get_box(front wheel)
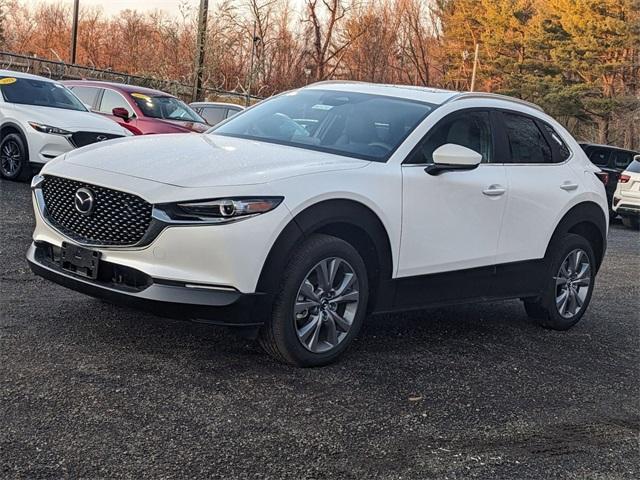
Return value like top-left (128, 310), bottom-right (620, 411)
top-left (0, 133), bottom-right (31, 181)
top-left (523, 233), bottom-right (596, 331)
top-left (258, 234), bottom-right (369, 367)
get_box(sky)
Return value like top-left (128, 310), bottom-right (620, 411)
top-left (32, 0), bottom-right (189, 17)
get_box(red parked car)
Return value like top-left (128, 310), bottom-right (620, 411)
top-left (63, 80), bottom-right (209, 135)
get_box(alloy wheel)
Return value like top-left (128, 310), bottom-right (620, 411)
top-left (294, 257), bottom-right (360, 353)
top-left (0, 140), bottom-right (22, 178)
top-left (554, 248), bottom-right (591, 318)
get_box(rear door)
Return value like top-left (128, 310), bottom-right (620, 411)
top-left (495, 111), bottom-right (578, 265)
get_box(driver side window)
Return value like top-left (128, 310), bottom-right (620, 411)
top-left (407, 110), bottom-right (493, 164)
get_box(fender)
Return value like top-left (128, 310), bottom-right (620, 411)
top-left (0, 121), bottom-right (28, 141)
top-left (545, 201), bottom-right (607, 270)
top-left (256, 199), bottom-right (395, 312)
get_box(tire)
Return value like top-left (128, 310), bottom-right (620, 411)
top-left (0, 133), bottom-right (31, 182)
top-left (258, 234), bottom-right (369, 367)
top-left (621, 216), bottom-right (640, 230)
top-left (523, 233), bottom-right (596, 331)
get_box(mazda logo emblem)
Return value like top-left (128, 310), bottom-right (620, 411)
top-left (74, 187), bottom-right (95, 215)
top-left (96, 135), bottom-right (108, 142)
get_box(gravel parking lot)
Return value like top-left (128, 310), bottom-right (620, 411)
top-left (1, 179), bottom-right (638, 479)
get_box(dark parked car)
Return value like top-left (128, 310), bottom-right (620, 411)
top-left (190, 102), bottom-right (244, 126)
top-left (579, 143), bottom-right (639, 217)
top-left (64, 81), bottom-right (209, 135)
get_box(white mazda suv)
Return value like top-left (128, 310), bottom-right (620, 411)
top-left (27, 82), bottom-right (608, 366)
top-left (0, 70), bottom-right (130, 181)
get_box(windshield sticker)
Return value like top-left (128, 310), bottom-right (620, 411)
top-left (131, 93), bottom-right (152, 101)
top-left (312, 104), bottom-right (333, 111)
top-left (0, 77), bottom-right (17, 85)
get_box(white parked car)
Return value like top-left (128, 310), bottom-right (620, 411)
top-left (189, 101), bottom-right (245, 126)
top-left (0, 70), bottom-right (130, 181)
top-left (27, 82), bottom-right (609, 366)
top-left (613, 156), bottom-right (640, 229)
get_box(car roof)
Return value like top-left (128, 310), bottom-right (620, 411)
top-left (190, 101), bottom-right (245, 109)
top-left (305, 81), bottom-right (458, 105)
top-left (304, 81), bottom-right (543, 111)
top-left (0, 69), bottom-right (58, 83)
top-left (578, 142), bottom-right (638, 154)
top-left (62, 80), bottom-right (175, 98)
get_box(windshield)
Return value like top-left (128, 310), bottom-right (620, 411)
top-left (211, 89), bottom-right (435, 162)
top-left (130, 93), bottom-right (205, 123)
top-left (0, 76), bottom-right (87, 111)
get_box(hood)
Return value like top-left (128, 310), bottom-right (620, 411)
top-left (61, 134), bottom-right (369, 187)
top-left (15, 105), bottom-right (127, 135)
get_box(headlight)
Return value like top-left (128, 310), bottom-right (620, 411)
top-left (155, 197), bottom-right (283, 224)
top-left (28, 122), bottom-right (71, 136)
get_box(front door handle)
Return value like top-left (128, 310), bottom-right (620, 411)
top-left (482, 184), bottom-right (506, 196)
top-left (560, 181), bottom-right (579, 191)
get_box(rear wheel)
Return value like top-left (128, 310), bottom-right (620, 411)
top-left (258, 234), bottom-right (368, 367)
top-left (0, 133), bottom-right (31, 181)
top-left (523, 233), bottom-right (596, 330)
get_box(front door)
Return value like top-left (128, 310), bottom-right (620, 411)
top-left (398, 110), bottom-right (508, 278)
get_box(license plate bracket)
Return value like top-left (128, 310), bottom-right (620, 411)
top-left (60, 242), bottom-right (101, 280)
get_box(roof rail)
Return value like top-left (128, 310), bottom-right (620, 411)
top-left (445, 92), bottom-right (544, 112)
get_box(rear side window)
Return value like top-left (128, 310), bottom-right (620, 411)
top-left (70, 86), bottom-right (100, 108)
top-left (407, 110), bottom-right (493, 164)
top-left (226, 107), bottom-right (242, 119)
top-left (612, 150), bottom-right (634, 169)
top-left (201, 107), bottom-right (227, 125)
top-left (540, 122), bottom-right (571, 162)
top-left (501, 112), bottom-right (552, 164)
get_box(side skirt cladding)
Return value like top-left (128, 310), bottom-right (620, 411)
top-left (389, 259), bottom-right (548, 313)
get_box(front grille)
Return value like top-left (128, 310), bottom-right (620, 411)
top-left (41, 175), bottom-right (153, 246)
top-left (70, 131), bottom-right (123, 148)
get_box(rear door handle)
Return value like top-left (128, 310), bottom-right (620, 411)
top-left (483, 184), bottom-right (506, 196)
top-left (560, 182), bottom-right (579, 191)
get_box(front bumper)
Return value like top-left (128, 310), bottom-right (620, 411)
top-left (27, 129), bottom-right (75, 166)
top-left (27, 242), bottom-right (270, 327)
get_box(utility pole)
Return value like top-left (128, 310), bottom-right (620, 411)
top-left (192, 0), bottom-right (209, 102)
top-left (470, 43), bottom-right (479, 92)
top-left (246, 22), bottom-right (259, 107)
top-left (70, 0), bottom-right (79, 64)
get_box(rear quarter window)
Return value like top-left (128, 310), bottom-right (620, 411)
top-left (540, 122), bottom-right (571, 162)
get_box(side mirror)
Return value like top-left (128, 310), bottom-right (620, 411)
top-left (112, 107), bottom-right (130, 121)
top-left (425, 143), bottom-right (482, 176)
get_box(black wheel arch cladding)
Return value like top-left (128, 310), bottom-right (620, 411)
top-left (256, 199), bottom-right (394, 313)
top-left (545, 201), bottom-right (607, 271)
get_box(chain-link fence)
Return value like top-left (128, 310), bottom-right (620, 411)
top-left (0, 51), bottom-right (262, 105)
